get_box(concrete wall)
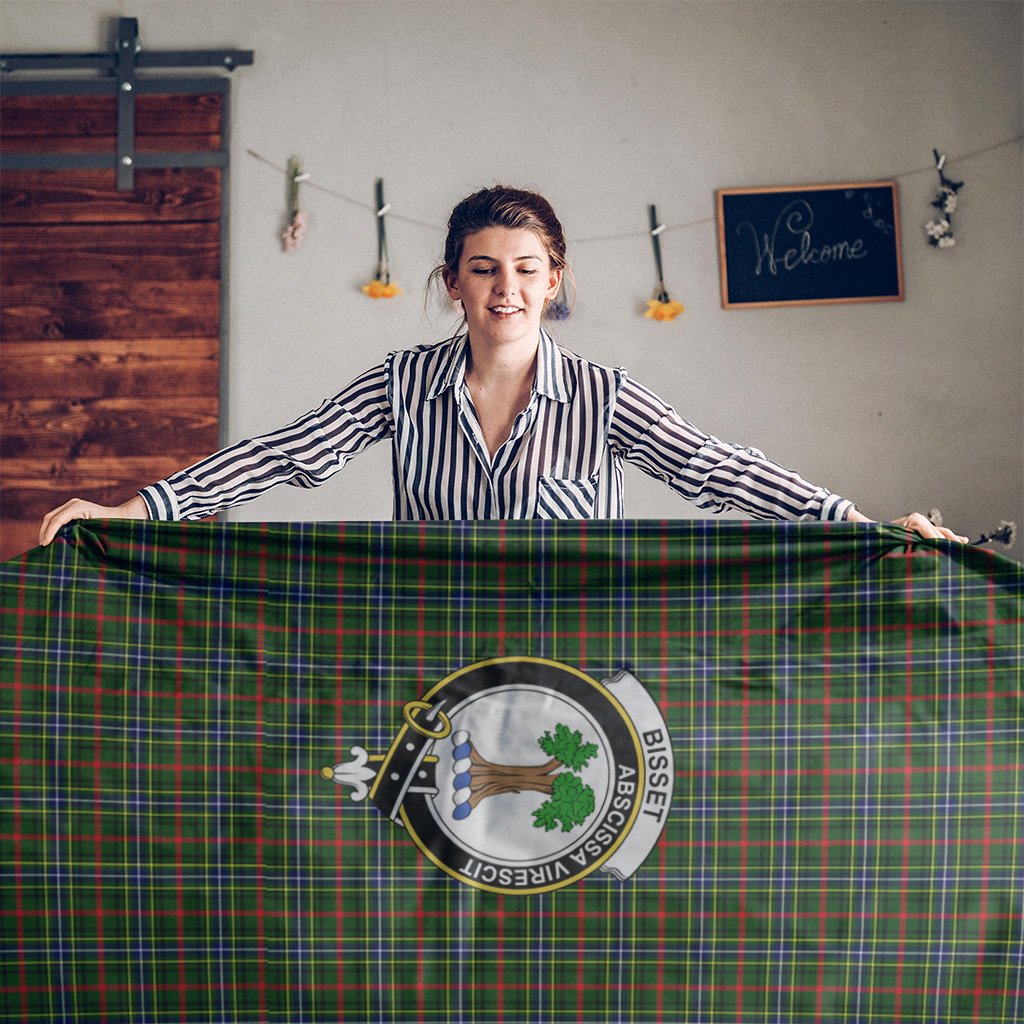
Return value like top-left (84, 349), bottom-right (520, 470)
top-left (3, 0), bottom-right (1021, 548)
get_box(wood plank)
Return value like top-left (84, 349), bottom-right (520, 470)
top-left (1, 168), bottom-right (222, 224)
top-left (0, 93), bottom-right (223, 138)
top-left (2, 519), bottom-right (45, 562)
top-left (2, 455), bottom-right (188, 488)
top-left (1, 134), bottom-right (222, 155)
top-left (2, 455), bottom-right (217, 560)
top-left (1, 397), bottom-right (219, 459)
top-left (1, 339), bottom-right (219, 398)
top-left (1, 455), bottom-right (202, 521)
top-left (0, 222), bottom-right (220, 283)
top-left (1, 279), bottom-right (219, 340)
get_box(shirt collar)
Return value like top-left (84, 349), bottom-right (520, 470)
top-left (426, 329), bottom-right (570, 403)
top-left (535, 328), bottom-right (571, 403)
top-left (425, 334), bottom-right (469, 399)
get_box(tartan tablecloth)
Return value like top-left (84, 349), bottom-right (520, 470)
top-left (1, 520), bottom-right (1021, 1024)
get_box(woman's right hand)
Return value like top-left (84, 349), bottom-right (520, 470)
top-left (39, 494), bottom-right (149, 547)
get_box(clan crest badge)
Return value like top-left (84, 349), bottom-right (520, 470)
top-left (322, 657), bottom-right (674, 895)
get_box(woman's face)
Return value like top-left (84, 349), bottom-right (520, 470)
top-left (445, 227), bottom-right (561, 349)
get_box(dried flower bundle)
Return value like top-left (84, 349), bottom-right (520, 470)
top-left (972, 521), bottom-right (1016, 548)
top-left (645, 204), bottom-right (684, 324)
top-left (363, 178), bottom-right (400, 299)
top-left (282, 156), bottom-right (309, 252)
top-left (925, 150), bottom-right (963, 249)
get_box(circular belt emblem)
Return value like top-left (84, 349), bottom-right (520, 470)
top-left (323, 657), bottom-right (674, 895)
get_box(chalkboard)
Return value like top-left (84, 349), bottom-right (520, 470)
top-left (716, 181), bottom-right (904, 309)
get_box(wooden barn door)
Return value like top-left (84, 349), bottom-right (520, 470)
top-left (0, 23), bottom-right (248, 562)
top-left (0, 95), bottom-right (223, 561)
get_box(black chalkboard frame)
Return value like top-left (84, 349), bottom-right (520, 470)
top-left (716, 181), bottom-right (904, 310)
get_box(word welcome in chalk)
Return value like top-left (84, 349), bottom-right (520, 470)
top-left (735, 200), bottom-right (868, 277)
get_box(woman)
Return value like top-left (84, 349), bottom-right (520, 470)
top-left (39, 186), bottom-right (966, 544)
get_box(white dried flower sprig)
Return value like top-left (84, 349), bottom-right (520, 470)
top-left (932, 510), bottom-right (1016, 548)
top-left (972, 521), bottom-right (1017, 548)
top-left (925, 218), bottom-right (955, 248)
top-left (925, 150), bottom-right (963, 250)
top-left (937, 187), bottom-right (958, 215)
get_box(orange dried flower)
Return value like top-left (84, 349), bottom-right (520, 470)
top-left (361, 279), bottom-right (402, 299)
top-left (643, 299), bottom-right (685, 322)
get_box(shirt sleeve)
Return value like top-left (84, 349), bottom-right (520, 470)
top-left (139, 361), bottom-right (394, 520)
top-left (607, 374), bottom-right (854, 522)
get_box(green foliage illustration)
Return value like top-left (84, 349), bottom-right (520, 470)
top-left (532, 770), bottom-right (597, 833)
top-left (538, 723), bottom-right (599, 772)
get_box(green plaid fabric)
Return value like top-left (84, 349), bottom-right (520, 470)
top-left (1, 520), bottom-right (1021, 1023)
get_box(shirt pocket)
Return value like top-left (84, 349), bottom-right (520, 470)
top-left (535, 475), bottom-right (599, 519)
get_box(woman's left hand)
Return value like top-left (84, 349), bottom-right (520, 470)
top-left (847, 508), bottom-right (969, 543)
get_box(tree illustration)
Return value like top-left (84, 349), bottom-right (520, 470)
top-left (457, 723), bottom-right (599, 833)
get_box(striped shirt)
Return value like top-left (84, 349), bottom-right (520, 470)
top-left (139, 331), bottom-right (854, 522)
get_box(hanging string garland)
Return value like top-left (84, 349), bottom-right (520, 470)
top-left (248, 133), bottom-right (1021, 304)
top-left (924, 149), bottom-right (964, 249)
top-left (643, 204), bottom-right (685, 322)
top-left (281, 155), bottom-right (309, 251)
top-left (361, 178), bottom-right (401, 299)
